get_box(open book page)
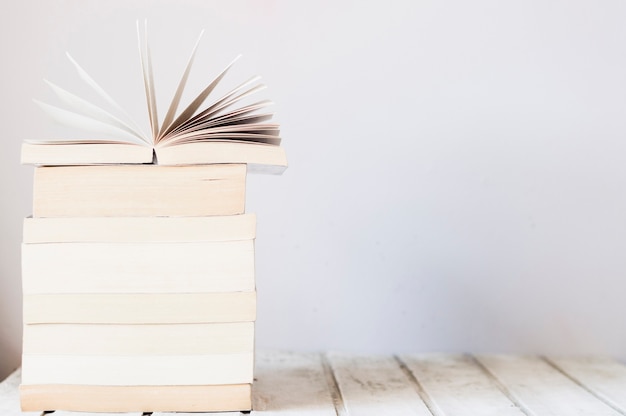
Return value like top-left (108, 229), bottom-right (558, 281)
top-left (27, 22), bottom-right (286, 170)
top-left (189, 101), bottom-right (275, 132)
top-left (33, 101), bottom-right (149, 146)
top-left (42, 80), bottom-right (149, 143)
top-left (175, 114), bottom-right (276, 136)
top-left (137, 20), bottom-right (159, 141)
top-left (168, 112), bottom-right (276, 141)
top-left (157, 29), bottom-right (205, 140)
top-left (66, 53), bottom-right (149, 143)
top-left (158, 55), bottom-right (241, 141)
top-left (164, 132), bottom-right (281, 146)
top-left (169, 124), bottom-right (280, 139)
top-left (168, 76), bottom-right (264, 135)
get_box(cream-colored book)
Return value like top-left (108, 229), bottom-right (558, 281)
top-left (22, 141), bottom-right (287, 173)
top-left (22, 240), bottom-right (255, 294)
top-left (23, 214), bottom-right (256, 243)
top-left (20, 384), bottom-right (252, 412)
top-left (32, 164), bottom-right (246, 217)
top-left (23, 292), bottom-right (256, 324)
top-left (24, 322), bottom-right (254, 355)
top-left (21, 353), bottom-right (253, 385)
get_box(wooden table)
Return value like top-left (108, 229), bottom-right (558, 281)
top-left (2, 351), bottom-right (626, 415)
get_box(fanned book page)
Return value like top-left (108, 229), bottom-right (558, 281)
top-left (24, 21), bottom-right (287, 173)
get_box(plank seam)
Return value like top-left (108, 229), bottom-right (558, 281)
top-left (393, 355), bottom-right (437, 416)
top-left (469, 355), bottom-right (534, 416)
top-left (320, 353), bottom-right (346, 416)
top-left (543, 357), bottom-right (626, 416)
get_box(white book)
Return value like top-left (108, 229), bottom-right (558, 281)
top-left (22, 240), bottom-right (255, 294)
top-left (23, 292), bottom-right (256, 324)
top-left (23, 322), bottom-right (254, 355)
top-left (23, 214), bottom-right (256, 243)
top-left (21, 353), bottom-right (253, 386)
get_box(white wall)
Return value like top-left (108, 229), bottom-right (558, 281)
top-left (2, 0), bottom-right (626, 380)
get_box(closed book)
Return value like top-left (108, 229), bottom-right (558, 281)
top-left (23, 292), bottom-right (256, 324)
top-left (23, 213), bottom-right (256, 243)
top-left (20, 384), bottom-right (252, 413)
top-left (22, 240), bottom-right (255, 294)
top-left (32, 163), bottom-right (246, 217)
top-left (21, 353), bottom-right (253, 386)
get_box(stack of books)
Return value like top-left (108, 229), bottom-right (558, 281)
top-left (19, 24), bottom-right (286, 413)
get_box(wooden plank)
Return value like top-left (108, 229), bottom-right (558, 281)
top-left (400, 353), bottom-right (525, 416)
top-left (0, 369), bottom-right (40, 416)
top-left (252, 351), bottom-right (337, 415)
top-left (548, 356), bottom-right (626, 413)
top-left (50, 412), bottom-right (142, 416)
top-left (327, 352), bottom-right (431, 416)
top-left (477, 355), bottom-right (623, 416)
top-left (153, 413), bottom-right (244, 416)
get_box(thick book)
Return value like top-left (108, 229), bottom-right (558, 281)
top-left (23, 322), bottom-right (254, 355)
top-left (23, 213), bottom-right (256, 243)
top-left (32, 163), bottom-right (246, 217)
top-left (23, 292), bottom-right (257, 324)
top-left (22, 240), bottom-right (255, 294)
top-left (21, 353), bottom-right (253, 385)
top-left (23, 21), bottom-right (287, 173)
top-left (20, 384), bottom-right (252, 412)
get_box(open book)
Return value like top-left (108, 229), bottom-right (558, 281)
top-left (22, 21), bottom-right (287, 173)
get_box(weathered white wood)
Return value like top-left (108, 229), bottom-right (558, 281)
top-left (477, 355), bottom-right (622, 416)
top-left (327, 352), bottom-right (431, 416)
top-left (0, 369), bottom-right (40, 416)
top-left (153, 413), bottom-right (243, 416)
top-left (548, 356), bottom-right (626, 413)
top-left (253, 351), bottom-right (337, 415)
top-left (401, 353), bottom-right (525, 416)
top-left (6, 354), bottom-right (626, 415)
top-left (52, 412), bottom-right (142, 416)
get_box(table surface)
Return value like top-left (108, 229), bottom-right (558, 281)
top-left (2, 351), bottom-right (626, 415)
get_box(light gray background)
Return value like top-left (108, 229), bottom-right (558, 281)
top-left (2, 1), bottom-right (626, 380)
